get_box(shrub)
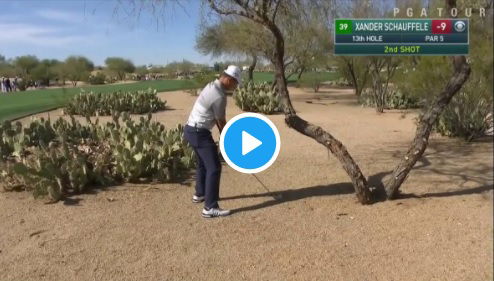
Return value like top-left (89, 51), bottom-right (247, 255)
top-left (435, 90), bottom-right (493, 141)
top-left (387, 90), bottom-right (421, 109)
top-left (327, 77), bottom-right (351, 87)
top-left (88, 72), bottom-right (106, 85)
top-left (0, 113), bottom-right (195, 202)
top-left (64, 88), bottom-right (166, 116)
top-left (233, 82), bottom-right (281, 114)
top-left (17, 79), bottom-right (28, 91)
top-left (359, 88), bottom-right (421, 110)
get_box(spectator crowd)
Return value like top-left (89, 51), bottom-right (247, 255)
top-left (1, 77), bottom-right (19, 93)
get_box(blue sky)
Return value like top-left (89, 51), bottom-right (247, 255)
top-left (0, 0), bottom-right (213, 66)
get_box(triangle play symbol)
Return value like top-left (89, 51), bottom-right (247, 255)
top-left (242, 131), bottom-right (262, 156)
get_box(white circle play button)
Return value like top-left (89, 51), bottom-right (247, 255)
top-left (220, 113), bottom-right (280, 174)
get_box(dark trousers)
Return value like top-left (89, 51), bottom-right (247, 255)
top-left (183, 125), bottom-right (221, 209)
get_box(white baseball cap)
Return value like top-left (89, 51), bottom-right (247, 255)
top-left (224, 65), bottom-right (242, 85)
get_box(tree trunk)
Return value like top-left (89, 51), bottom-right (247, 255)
top-left (346, 59), bottom-right (360, 96)
top-left (248, 55), bottom-right (257, 82)
top-left (285, 114), bottom-right (373, 203)
top-left (267, 23), bottom-right (373, 204)
top-left (384, 57), bottom-right (471, 198)
top-left (344, 58), bottom-right (369, 97)
top-left (117, 71), bottom-right (127, 81)
top-left (360, 71), bottom-right (369, 97)
top-left (297, 66), bottom-right (305, 80)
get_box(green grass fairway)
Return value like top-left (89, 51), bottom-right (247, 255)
top-left (253, 71), bottom-right (297, 83)
top-left (0, 72), bottom-right (338, 122)
top-left (0, 80), bottom-right (196, 122)
top-left (297, 71), bottom-right (340, 82)
top-left (253, 72), bottom-right (278, 82)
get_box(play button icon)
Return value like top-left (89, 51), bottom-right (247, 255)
top-left (242, 131), bottom-right (262, 156)
top-left (220, 113), bottom-right (280, 174)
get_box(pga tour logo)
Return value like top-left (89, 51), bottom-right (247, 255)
top-left (393, 7), bottom-right (489, 18)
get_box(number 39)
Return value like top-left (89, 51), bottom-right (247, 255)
top-left (339, 23), bottom-right (348, 30)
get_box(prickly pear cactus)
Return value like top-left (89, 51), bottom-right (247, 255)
top-left (233, 82), bottom-right (281, 114)
top-left (0, 112), bottom-right (195, 202)
top-left (108, 113), bottom-right (194, 182)
top-left (64, 88), bottom-right (167, 116)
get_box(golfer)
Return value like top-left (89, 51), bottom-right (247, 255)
top-left (184, 65), bottom-right (241, 218)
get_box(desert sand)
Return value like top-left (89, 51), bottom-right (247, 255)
top-left (1, 87), bottom-right (492, 281)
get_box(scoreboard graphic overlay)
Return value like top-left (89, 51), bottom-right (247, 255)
top-left (334, 19), bottom-right (469, 55)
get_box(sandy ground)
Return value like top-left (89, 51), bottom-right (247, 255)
top-left (1, 87), bottom-right (493, 281)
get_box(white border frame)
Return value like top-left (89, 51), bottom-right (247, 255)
top-left (219, 112), bottom-right (281, 174)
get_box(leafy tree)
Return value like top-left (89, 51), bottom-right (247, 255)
top-left (52, 63), bottom-right (69, 86)
top-left (31, 59), bottom-right (61, 86)
top-left (64, 56), bottom-right (94, 87)
top-left (0, 55), bottom-right (15, 77)
top-left (13, 55), bottom-right (39, 77)
top-left (105, 57), bottom-right (136, 81)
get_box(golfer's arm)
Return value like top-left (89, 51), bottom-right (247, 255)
top-left (216, 118), bottom-right (226, 134)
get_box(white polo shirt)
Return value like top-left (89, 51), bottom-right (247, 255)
top-left (187, 79), bottom-right (227, 130)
